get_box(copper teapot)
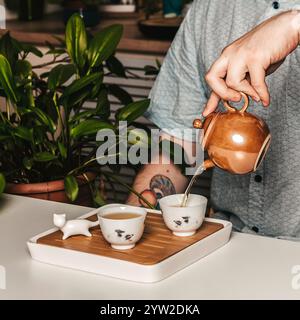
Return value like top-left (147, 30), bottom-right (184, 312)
top-left (193, 92), bottom-right (271, 174)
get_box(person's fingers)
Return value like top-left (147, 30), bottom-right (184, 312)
top-left (205, 57), bottom-right (241, 102)
top-left (203, 92), bottom-right (220, 116)
top-left (248, 64), bottom-right (270, 106)
top-left (266, 59), bottom-right (285, 76)
top-left (225, 61), bottom-right (260, 102)
top-left (227, 78), bottom-right (261, 102)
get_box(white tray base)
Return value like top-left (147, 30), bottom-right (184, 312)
top-left (27, 209), bottom-right (232, 283)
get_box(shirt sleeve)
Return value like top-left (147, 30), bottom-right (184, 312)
top-left (144, 0), bottom-right (208, 142)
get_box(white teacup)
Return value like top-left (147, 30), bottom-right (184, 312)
top-left (97, 204), bottom-right (146, 250)
top-left (159, 194), bottom-right (207, 237)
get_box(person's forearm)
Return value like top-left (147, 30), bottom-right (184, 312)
top-left (127, 153), bottom-right (188, 208)
top-left (127, 132), bottom-right (197, 208)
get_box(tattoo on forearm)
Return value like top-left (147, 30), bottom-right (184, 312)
top-left (139, 175), bottom-right (176, 209)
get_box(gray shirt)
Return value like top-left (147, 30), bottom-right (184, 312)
top-left (145, 0), bottom-right (300, 239)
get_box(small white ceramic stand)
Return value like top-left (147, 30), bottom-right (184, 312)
top-left (53, 214), bottom-right (99, 240)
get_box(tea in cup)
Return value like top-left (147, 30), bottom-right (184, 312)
top-left (97, 204), bottom-right (146, 250)
top-left (159, 194), bottom-right (207, 237)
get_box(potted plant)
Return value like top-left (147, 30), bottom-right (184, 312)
top-left (48, 0), bottom-right (102, 27)
top-left (0, 13), bottom-right (151, 206)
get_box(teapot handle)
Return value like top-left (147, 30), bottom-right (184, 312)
top-left (223, 92), bottom-right (249, 113)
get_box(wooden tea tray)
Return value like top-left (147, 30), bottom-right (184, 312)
top-left (37, 213), bottom-right (224, 265)
top-left (28, 208), bottom-right (232, 283)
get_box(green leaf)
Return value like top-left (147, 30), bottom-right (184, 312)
top-left (0, 134), bottom-right (11, 141)
top-left (106, 55), bottom-right (126, 78)
top-left (144, 65), bottom-right (160, 76)
top-left (14, 126), bottom-right (33, 142)
top-left (70, 119), bottom-right (114, 139)
top-left (107, 84), bottom-right (132, 105)
top-left (31, 107), bottom-right (57, 133)
top-left (58, 141), bottom-right (67, 159)
top-left (0, 54), bottom-right (19, 103)
top-left (46, 48), bottom-right (66, 56)
top-left (61, 72), bottom-right (103, 109)
top-left (96, 88), bottom-right (110, 120)
top-left (69, 110), bottom-right (96, 123)
top-left (93, 189), bottom-right (106, 207)
top-left (44, 141), bottom-right (57, 155)
top-left (33, 126), bottom-right (47, 145)
top-left (64, 175), bottom-right (79, 202)
top-left (89, 77), bottom-right (103, 100)
top-left (21, 43), bottom-right (43, 57)
top-left (45, 40), bottom-right (55, 51)
top-left (33, 152), bottom-right (57, 162)
top-left (116, 99), bottom-right (150, 125)
top-left (0, 32), bottom-right (19, 67)
top-left (15, 60), bottom-right (34, 107)
top-left (15, 60), bottom-right (32, 80)
top-left (35, 93), bottom-right (58, 123)
top-left (62, 72), bottom-right (102, 97)
top-left (62, 89), bottom-right (90, 110)
top-left (0, 173), bottom-right (5, 194)
top-left (48, 64), bottom-right (76, 91)
top-left (40, 71), bottom-right (50, 79)
top-left (10, 37), bottom-right (23, 53)
top-left (23, 157), bottom-right (33, 170)
top-left (65, 13), bottom-right (87, 71)
top-left (88, 24), bottom-right (123, 68)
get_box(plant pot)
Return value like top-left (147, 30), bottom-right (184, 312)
top-left (63, 1), bottom-right (100, 27)
top-left (5, 172), bottom-right (96, 207)
top-left (17, 0), bottom-right (45, 21)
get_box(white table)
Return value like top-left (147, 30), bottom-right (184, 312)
top-left (0, 194), bottom-right (300, 300)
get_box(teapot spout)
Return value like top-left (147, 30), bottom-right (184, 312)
top-left (203, 159), bottom-right (215, 170)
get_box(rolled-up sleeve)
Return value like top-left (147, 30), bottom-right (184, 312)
top-left (145, 0), bottom-right (208, 142)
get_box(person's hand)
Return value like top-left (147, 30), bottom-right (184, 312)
top-left (203, 10), bottom-right (300, 116)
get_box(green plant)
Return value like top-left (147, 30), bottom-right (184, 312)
top-left (0, 13), bottom-right (151, 205)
